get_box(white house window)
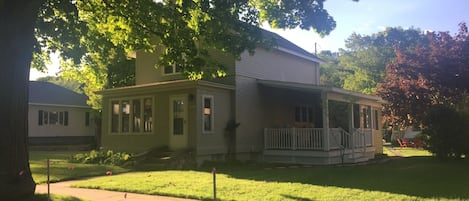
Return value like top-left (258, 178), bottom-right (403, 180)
top-left (163, 63), bottom-right (183, 75)
top-left (295, 105), bottom-right (313, 123)
top-left (121, 100), bottom-right (130, 132)
top-left (143, 98), bottom-right (153, 132)
top-left (202, 95), bottom-right (214, 133)
top-left (111, 97), bottom-right (153, 134)
top-left (362, 106), bottom-right (372, 129)
top-left (38, 110), bottom-right (68, 126)
top-left (111, 101), bottom-right (119, 132)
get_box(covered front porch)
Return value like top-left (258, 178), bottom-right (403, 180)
top-left (258, 80), bottom-right (383, 165)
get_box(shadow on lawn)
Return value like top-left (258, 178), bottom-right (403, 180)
top-left (208, 156), bottom-right (469, 200)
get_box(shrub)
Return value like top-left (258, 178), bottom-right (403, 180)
top-left (422, 104), bottom-right (469, 159)
top-left (70, 150), bottom-right (133, 166)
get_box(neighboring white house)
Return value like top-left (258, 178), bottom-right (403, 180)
top-left (98, 29), bottom-right (385, 165)
top-left (28, 81), bottom-right (95, 146)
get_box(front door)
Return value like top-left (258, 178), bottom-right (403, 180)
top-left (169, 95), bottom-right (188, 150)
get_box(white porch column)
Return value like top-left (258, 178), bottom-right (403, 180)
top-left (321, 92), bottom-right (330, 151)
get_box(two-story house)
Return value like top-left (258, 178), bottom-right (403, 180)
top-left (98, 30), bottom-right (384, 165)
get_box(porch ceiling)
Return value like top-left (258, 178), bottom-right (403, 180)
top-left (257, 79), bottom-right (385, 103)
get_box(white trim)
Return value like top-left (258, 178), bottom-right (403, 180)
top-left (202, 95), bottom-right (215, 134)
top-left (276, 47), bottom-right (324, 64)
top-left (29, 103), bottom-right (90, 109)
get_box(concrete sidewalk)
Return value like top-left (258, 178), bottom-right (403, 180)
top-left (36, 180), bottom-right (199, 201)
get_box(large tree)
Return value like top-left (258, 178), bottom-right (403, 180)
top-left (0, 0), bottom-right (342, 199)
top-left (337, 27), bottom-right (427, 94)
top-left (377, 23), bottom-right (469, 126)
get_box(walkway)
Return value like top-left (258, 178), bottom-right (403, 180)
top-left (36, 180), bottom-right (199, 201)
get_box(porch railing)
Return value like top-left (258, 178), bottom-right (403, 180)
top-left (353, 128), bottom-right (373, 147)
top-left (263, 128), bottom-right (323, 150)
top-left (264, 127), bottom-right (373, 151)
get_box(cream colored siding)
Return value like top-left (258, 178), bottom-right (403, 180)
top-left (28, 105), bottom-right (94, 137)
top-left (234, 76), bottom-right (265, 153)
top-left (236, 49), bottom-right (319, 84)
top-left (195, 87), bottom-right (232, 155)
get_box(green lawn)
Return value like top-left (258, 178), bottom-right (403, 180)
top-left (71, 152), bottom-right (469, 201)
top-left (30, 151), bottom-right (130, 184)
top-left (31, 149), bottom-right (469, 201)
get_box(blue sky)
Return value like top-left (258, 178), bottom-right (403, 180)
top-left (265, 0), bottom-right (469, 53)
top-left (30, 0), bottom-right (469, 80)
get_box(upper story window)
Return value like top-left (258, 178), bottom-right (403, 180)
top-left (111, 97), bottom-right (153, 134)
top-left (163, 64), bottom-right (183, 75)
top-left (38, 110), bottom-right (68, 126)
top-left (202, 95), bottom-right (214, 133)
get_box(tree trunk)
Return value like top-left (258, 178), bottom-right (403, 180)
top-left (0, 0), bottom-right (42, 199)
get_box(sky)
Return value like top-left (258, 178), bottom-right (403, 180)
top-left (30, 0), bottom-right (469, 80)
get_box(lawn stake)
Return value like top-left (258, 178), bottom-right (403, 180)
top-left (47, 158), bottom-right (50, 201)
top-left (212, 167), bottom-right (217, 201)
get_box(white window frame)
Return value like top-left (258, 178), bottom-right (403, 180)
top-left (162, 64), bottom-right (183, 75)
top-left (109, 96), bottom-right (154, 135)
top-left (294, 104), bottom-right (313, 123)
top-left (38, 110), bottom-right (68, 126)
top-left (202, 95), bottom-right (215, 134)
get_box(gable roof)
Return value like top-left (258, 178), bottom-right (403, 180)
top-left (29, 81), bottom-right (90, 108)
top-left (261, 29), bottom-right (324, 63)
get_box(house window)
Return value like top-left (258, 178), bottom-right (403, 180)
top-left (203, 95), bottom-right (214, 133)
top-left (38, 110), bottom-right (68, 126)
top-left (163, 64), bottom-right (183, 75)
top-left (373, 109), bottom-right (380, 130)
top-left (362, 106), bottom-right (371, 129)
top-left (110, 97), bottom-right (153, 134)
top-left (143, 98), bottom-right (153, 132)
top-left (85, 111), bottom-right (90, 126)
top-left (295, 105), bottom-right (313, 123)
top-left (132, 99), bottom-right (141, 132)
top-left (111, 101), bottom-right (119, 132)
top-left (353, 104), bottom-right (360, 128)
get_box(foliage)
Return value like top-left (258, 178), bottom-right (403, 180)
top-left (422, 104), bottom-right (469, 159)
top-left (377, 23), bottom-right (469, 126)
top-left (31, 0), bottom-right (342, 109)
top-left (336, 27), bottom-right (428, 94)
top-left (318, 50), bottom-right (348, 88)
top-left (69, 150), bottom-right (134, 166)
top-left (74, 158), bottom-right (469, 200)
top-left (29, 151), bottom-right (130, 184)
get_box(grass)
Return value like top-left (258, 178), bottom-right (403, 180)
top-left (71, 149), bottom-right (469, 201)
top-left (30, 151), bottom-right (130, 184)
top-left (392, 147), bottom-right (433, 157)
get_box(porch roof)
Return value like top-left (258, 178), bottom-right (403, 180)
top-left (96, 80), bottom-right (235, 96)
top-left (257, 79), bottom-right (386, 103)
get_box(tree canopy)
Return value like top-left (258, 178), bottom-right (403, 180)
top-left (377, 23), bottom-right (469, 126)
top-left (33, 0), bottom-right (340, 109)
top-left (321, 27), bottom-right (428, 94)
top-left (1, 0), bottom-right (344, 199)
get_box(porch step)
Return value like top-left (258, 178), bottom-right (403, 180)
top-left (134, 147), bottom-right (197, 170)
